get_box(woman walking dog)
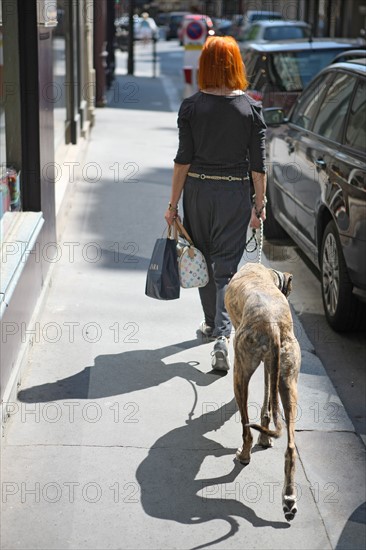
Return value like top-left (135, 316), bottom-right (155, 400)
top-left (165, 36), bottom-right (267, 371)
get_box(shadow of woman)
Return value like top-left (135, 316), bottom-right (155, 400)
top-left (136, 399), bottom-right (289, 550)
top-left (17, 339), bottom-right (220, 403)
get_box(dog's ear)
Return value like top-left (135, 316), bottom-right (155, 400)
top-left (283, 273), bottom-right (293, 297)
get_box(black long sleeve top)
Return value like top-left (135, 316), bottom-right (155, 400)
top-left (174, 91), bottom-right (267, 176)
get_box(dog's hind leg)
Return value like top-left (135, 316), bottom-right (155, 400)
top-left (279, 377), bottom-right (298, 521)
top-left (257, 365), bottom-right (274, 448)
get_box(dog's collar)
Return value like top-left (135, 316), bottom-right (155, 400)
top-left (271, 269), bottom-right (287, 296)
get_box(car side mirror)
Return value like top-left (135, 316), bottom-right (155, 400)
top-left (263, 108), bottom-right (287, 126)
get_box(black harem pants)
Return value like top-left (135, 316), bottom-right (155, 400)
top-left (183, 175), bottom-right (251, 338)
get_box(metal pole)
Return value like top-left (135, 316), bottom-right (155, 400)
top-left (127, 0), bottom-right (135, 75)
top-left (152, 36), bottom-right (157, 78)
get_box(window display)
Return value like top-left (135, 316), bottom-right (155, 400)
top-left (0, 14), bottom-right (21, 239)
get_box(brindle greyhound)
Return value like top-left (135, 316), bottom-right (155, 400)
top-left (225, 262), bottom-right (301, 521)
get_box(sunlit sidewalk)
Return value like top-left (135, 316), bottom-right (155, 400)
top-left (1, 43), bottom-right (365, 550)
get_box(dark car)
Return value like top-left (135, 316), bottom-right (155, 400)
top-left (241, 39), bottom-right (363, 114)
top-left (156, 13), bottom-right (169, 27)
top-left (263, 59), bottom-right (366, 331)
top-left (212, 17), bottom-right (234, 37)
top-left (165, 11), bottom-right (189, 40)
top-left (331, 49), bottom-right (366, 63)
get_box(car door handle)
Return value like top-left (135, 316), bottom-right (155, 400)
top-left (285, 138), bottom-right (294, 154)
top-left (315, 158), bottom-right (326, 169)
top-left (287, 143), bottom-right (294, 154)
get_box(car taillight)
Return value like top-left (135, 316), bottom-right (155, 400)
top-left (246, 90), bottom-right (263, 102)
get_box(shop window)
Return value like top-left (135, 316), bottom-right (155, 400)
top-left (53, 0), bottom-right (67, 152)
top-left (0, 22), bottom-right (5, 165)
top-left (0, 8), bottom-right (21, 240)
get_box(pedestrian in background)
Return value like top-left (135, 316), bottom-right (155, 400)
top-left (165, 36), bottom-right (267, 371)
top-left (139, 12), bottom-right (158, 44)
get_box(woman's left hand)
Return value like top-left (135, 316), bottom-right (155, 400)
top-left (250, 206), bottom-right (266, 229)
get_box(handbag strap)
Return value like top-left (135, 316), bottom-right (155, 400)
top-left (174, 219), bottom-right (193, 245)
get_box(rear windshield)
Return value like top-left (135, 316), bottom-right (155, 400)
top-left (251, 14), bottom-right (282, 22)
top-left (263, 26), bottom-right (310, 40)
top-left (269, 48), bottom-right (349, 91)
top-left (170, 15), bottom-right (184, 24)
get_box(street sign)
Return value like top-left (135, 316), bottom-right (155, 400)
top-left (182, 18), bottom-right (207, 98)
top-left (186, 21), bottom-right (204, 41)
top-left (183, 18), bottom-right (207, 48)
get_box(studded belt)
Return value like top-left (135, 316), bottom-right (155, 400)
top-left (187, 171), bottom-right (249, 182)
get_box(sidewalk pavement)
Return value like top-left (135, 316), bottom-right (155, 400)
top-left (1, 44), bottom-right (365, 550)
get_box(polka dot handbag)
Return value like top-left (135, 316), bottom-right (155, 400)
top-left (174, 219), bottom-right (209, 289)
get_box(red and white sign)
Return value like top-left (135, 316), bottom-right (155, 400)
top-left (183, 19), bottom-right (206, 47)
top-left (186, 21), bottom-right (204, 41)
top-left (182, 18), bottom-right (207, 98)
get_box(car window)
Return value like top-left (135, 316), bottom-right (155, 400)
top-left (291, 73), bottom-right (334, 129)
top-left (270, 49), bottom-right (349, 91)
top-left (312, 73), bottom-right (357, 142)
top-left (264, 26), bottom-right (310, 40)
top-left (345, 79), bottom-right (366, 151)
top-left (170, 15), bottom-right (184, 24)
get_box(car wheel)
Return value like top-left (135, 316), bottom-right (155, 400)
top-left (320, 220), bottom-right (362, 331)
top-left (263, 189), bottom-right (288, 240)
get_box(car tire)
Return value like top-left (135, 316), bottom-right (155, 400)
top-left (263, 189), bottom-right (288, 240)
top-left (320, 220), bottom-right (362, 331)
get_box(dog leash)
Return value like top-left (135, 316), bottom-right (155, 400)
top-left (244, 219), bottom-right (264, 263)
top-left (245, 195), bottom-right (266, 263)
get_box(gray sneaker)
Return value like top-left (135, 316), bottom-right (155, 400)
top-left (211, 336), bottom-right (231, 371)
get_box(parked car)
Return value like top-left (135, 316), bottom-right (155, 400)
top-left (241, 20), bottom-right (311, 42)
top-left (212, 17), bottom-right (234, 37)
top-left (165, 11), bottom-right (190, 40)
top-left (156, 13), bottom-right (169, 27)
top-left (244, 9), bottom-right (283, 24)
top-left (331, 49), bottom-right (366, 63)
top-left (241, 38), bottom-right (362, 114)
top-left (236, 10), bottom-right (283, 40)
top-left (263, 58), bottom-right (366, 330)
top-left (177, 14), bottom-right (214, 45)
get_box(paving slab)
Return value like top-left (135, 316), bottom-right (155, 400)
top-left (2, 438), bottom-right (332, 550)
top-left (296, 431), bottom-right (366, 550)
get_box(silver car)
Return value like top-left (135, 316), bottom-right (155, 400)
top-left (241, 20), bottom-right (311, 42)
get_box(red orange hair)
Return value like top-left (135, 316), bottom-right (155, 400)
top-left (198, 36), bottom-right (248, 91)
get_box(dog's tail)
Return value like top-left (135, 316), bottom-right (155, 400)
top-left (246, 326), bottom-right (282, 439)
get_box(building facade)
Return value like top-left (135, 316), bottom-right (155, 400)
top-left (0, 0), bottom-right (97, 430)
